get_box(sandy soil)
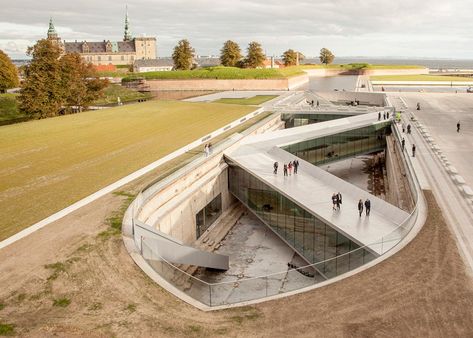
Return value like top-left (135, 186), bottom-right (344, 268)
top-left (0, 190), bottom-right (473, 337)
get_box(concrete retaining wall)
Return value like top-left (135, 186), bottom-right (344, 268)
top-left (144, 74), bottom-right (309, 91)
top-left (318, 91), bottom-right (387, 106)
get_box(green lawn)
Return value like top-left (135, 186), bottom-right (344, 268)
top-left (93, 84), bottom-right (152, 106)
top-left (0, 100), bottom-right (254, 240)
top-left (214, 95), bottom-right (278, 105)
top-left (122, 66), bottom-right (305, 81)
top-left (370, 74), bottom-right (473, 82)
top-left (0, 93), bottom-right (27, 124)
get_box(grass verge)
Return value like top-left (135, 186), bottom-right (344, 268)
top-left (122, 66), bottom-right (305, 81)
top-left (93, 84), bottom-right (152, 106)
top-left (214, 95), bottom-right (277, 105)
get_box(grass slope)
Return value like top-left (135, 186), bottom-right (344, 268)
top-left (93, 84), bottom-right (152, 106)
top-left (0, 100), bottom-right (253, 240)
top-left (123, 66), bottom-right (305, 81)
top-left (0, 93), bottom-right (25, 124)
top-left (370, 74), bottom-right (473, 82)
top-left (214, 95), bottom-right (278, 105)
top-left (301, 64), bottom-right (426, 70)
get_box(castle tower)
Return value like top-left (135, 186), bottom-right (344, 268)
top-left (124, 6), bottom-right (132, 41)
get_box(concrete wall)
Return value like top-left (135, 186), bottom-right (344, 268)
top-left (144, 74), bottom-right (309, 91)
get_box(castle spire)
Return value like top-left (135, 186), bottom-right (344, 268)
top-left (124, 5), bottom-right (132, 41)
top-left (47, 17), bottom-right (58, 40)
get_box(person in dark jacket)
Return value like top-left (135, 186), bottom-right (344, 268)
top-left (332, 193), bottom-right (338, 211)
top-left (412, 144), bottom-right (416, 157)
top-left (283, 164), bottom-right (288, 176)
top-left (358, 199), bottom-right (364, 217)
top-left (293, 159), bottom-right (299, 174)
top-left (364, 199), bottom-right (371, 216)
top-left (337, 192), bottom-right (342, 210)
top-left (401, 137), bottom-right (405, 151)
top-left (457, 121), bottom-right (461, 133)
top-left (273, 162), bottom-right (278, 174)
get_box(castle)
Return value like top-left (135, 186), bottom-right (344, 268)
top-left (47, 9), bottom-right (156, 66)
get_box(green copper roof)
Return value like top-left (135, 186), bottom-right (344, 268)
top-left (48, 17), bottom-right (57, 35)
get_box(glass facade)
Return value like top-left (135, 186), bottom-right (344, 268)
top-left (282, 123), bottom-right (390, 166)
top-left (196, 194), bottom-right (222, 239)
top-left (228, 164), bottom-right (375, 278)
top-left (282, 113), bottom-right (355, 129)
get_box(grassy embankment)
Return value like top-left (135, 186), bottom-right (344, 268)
top-left (301, 64), bottom-right (426, 70)
top-left (93, 84), bottom-right (152, 105)
top-left (122, 66), bottom-right (306, 81)
top-left (214, 95), bottom-right (278, 105)
top-left (0, 100), bottom-right (255, 240)
top-left (0, 85), bottom-right (151, 125)
top-left (370, 74), bottom-right (473, 82)
top-left (0, 93), bottom-right (26, 125)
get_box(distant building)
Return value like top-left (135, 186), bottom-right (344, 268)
top-left (262, 57), bottom-right (284, 69)
top-left (134, 59), bottom-right (174, 72)
top-left (46, 8), bottom-right (157, 66)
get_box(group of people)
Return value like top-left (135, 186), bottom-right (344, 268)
top-left (204, 143), bottom-right (213, 157)
top-left (273, 160), bottom-right (300, 176)
top-left (306, 100), bottom-right (320, 108)
top-left (331, 192), bottom-right (342, 210)
top-left (378, 111), bottom-right (391, 121)
top-left (332, 193), bottom-right (371, 216)
top-left (358, 199), bottom-right (371, 216)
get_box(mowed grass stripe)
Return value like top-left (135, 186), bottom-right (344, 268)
top-left (0, 100), bottom-right (253, 240)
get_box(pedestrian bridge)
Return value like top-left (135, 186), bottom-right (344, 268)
top-left (225, 112), bottom-right (410, 275)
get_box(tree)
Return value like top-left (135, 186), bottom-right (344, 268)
top-left (220, 40), bottom-right (242, 67)
top-left (0, 49), bottom-right (19, 93)
top-left (172, 39), bottom-right (195, 70)
top-left (281, 49), bottom-right (305, 66)
top-left (19, 39), bottom-right (64, 118)
top-left (319, 48), bottom-right (335, 65)
top-left (60, 53), bottom-right (108, 113)
top-left (244, 41), bottom-right (265, 68)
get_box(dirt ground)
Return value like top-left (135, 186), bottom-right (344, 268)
top-left (1, 188), bottom-right (473, 337)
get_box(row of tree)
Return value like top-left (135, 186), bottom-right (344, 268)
top-left (18, 40), bottom-right (108, 118)
top-left (172, 39), bottom-right (335, 70)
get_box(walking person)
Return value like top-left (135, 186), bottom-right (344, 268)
top-left (364, 198), bottom-right (371, 216)
top-left (332, 193), bottom-right (338, 211)
top-left (383, 112), bottom-right (386, 120)
top-left (273, 162), bottom-right (278, 174)
top-left (358, 199), bottom-right (364, 217)
top-left (387, 111), bottom-right (390, 119)
top-left (204, 144), bottom-right (209, 157)
top-left (293, 159), bottom-right (299, 174)
top-left (288, 161), bottom-right (293, 176)
top-left (337, 192), bottom-right (342, 210)
top-left (316, 100), bottom-right (320, 108)
top-left (402, 123), bottom-right (406, 133)
top-left (407, 124), bottom-right (411, 134)
top-left (401, 137), bottom-right (405, 151)
top-left (457, 121), bottom-right (461, 133)
top-left (412, 144), bottom-right (416, 157)
top-left (283, 163), bottom-right (288, 177)
top-left (378, 112), bottom-right (381, 121)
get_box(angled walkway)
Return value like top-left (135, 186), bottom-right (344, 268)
top-left (226, 113), bottom-right (410, 255)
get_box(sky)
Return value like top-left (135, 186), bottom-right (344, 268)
top-left (1, 0), bottom-right (472, 60)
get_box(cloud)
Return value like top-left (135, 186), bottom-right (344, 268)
top-left (1, 0), bottom-right (472, 59)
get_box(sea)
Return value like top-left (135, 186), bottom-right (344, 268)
top-left (12, 57), bottom-right (473, 70)
top-left (302, 57), bottom-right (473, 70)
